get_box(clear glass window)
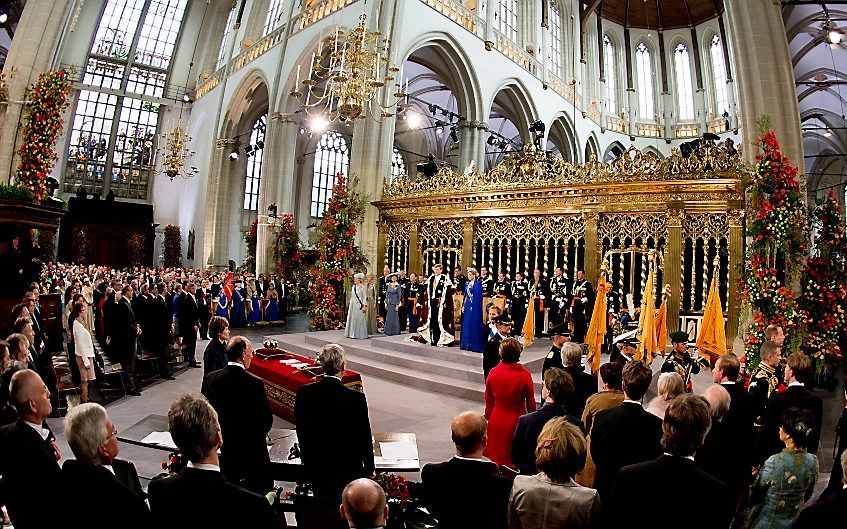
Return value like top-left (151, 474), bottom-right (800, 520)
top-left (310, 131), bottom-right (349, 218)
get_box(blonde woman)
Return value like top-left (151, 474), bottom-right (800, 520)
top-left (645, 372), bottom-right (684, 420)
top-left (70, 301), bottom-right (97, 403)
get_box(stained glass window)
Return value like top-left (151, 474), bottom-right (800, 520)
top-left (710, 35), bottom-right (729, 116)
top-left (311, 131), bottom-right (349, 218)
top-left (244, 114), bottom-right (266, 211)
top-left (498, 0), bottom-right (518, 42)
top-left (674, 43), bottom-right (695, 121)
top-left (604, 35), bottom-right (617, 115)
top-left (635, 42), bottom-right (655, 121)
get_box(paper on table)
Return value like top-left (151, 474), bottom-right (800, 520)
top-left (279, 358), bottom-right (300, 365)
top-left (140, 431), bottom-right (177, 449)
top-left (290, 362), bottom-right (310, 369)
top-left (379, 441), bottom-right (418, 460)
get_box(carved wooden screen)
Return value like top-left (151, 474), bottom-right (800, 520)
top-left (600, 213), bottom-right (667, 310)
top-left (419, 220), bottom-right (464, 276)
top-left (383, 221), bottom-right (410, 273)
top-left (682, 213), bottom-right (729, 313)
top-left (475, 216), bottom-right (585, 281)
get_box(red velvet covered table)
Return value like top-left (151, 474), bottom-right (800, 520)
top-left (247, 348), bottom-right (364, 423)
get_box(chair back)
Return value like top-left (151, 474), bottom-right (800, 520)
top-left (291, 493), bottom-right (347, 529)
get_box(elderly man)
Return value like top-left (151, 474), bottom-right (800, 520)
top-left (422, 411), bottom-right (510, 529)
top-left (0, 370), bottom-right (63, 529)
top-left (340, 478), bottom-right (389, 529)
top-left (148, 394), bottom-right (279, 528)
top-left (295, 344), bottom-right (375, 498)
top-left (201, 336), bottom-right (272, 494)
top-left (560, 341), bottom-right (596, 417)
top-left (62, 403), bottom-right (150, 528)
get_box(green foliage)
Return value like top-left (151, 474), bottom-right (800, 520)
top-left (0, 184), bottom-right (34, 202)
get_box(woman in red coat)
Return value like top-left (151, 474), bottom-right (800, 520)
top-left (484, 336), bottom-right (536, 468)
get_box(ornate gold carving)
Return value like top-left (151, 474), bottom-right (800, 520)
top-left (215, 138), bottom-right (237, 149)
top-left (383, 143), bottom-right (743, 199)
top-left (683, 213), bottom-right (728, 241)
top-left (599, 213), bottom-right (668, 243)
top-left (727, 209), bottom-right (745, 227)
top-left (477, 216), bottom-right (585, 240)
top-left (420, 219), bottom-right (464, 241)
top-left (384, 221), bottom-right (410, 241)
top-left (666, 208), bottom-right (684, 228)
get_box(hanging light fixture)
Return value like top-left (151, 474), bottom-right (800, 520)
top-left (290, 14), bottom-right (408, 124)
top-left (157, 120), bottom-right (198, 181)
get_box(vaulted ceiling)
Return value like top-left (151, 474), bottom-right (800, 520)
top-left (582, 0), bottom-right (724, 30)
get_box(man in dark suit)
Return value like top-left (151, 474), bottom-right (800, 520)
top-left (560, 341), bottom-right (596, 417)
top-left (196, 281), bottom-right (211, 340)
top-left (512, 368), bottom-right (583, 475)
top-left (201, 336), bottom-right (272, 494)
top-left (0, 370), bottom-right (63, 529)
top-left (422, 411), bottom-right (511, 529)
top-left (611, 395), bottom-right (733, 529)
top-left (295, 343), bottom-right (375, 498)
top-left (62, 402), bottom-right (150, 529)
top-left (590, 360), bottom-right (662, 504)
top-left (761, 352), bottom-right (824, 458)
top-left (180, 281), bottom-right (200, 368)
top-left (148, 394), bottom-right (279, 529)
top-left (110, 285), bottom-right (142, 395)
top-left (148, 285), bottom-right (174, 379)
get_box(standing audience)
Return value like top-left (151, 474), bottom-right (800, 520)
top-left (69, 301), bottom-right (97, 403)
top-left (559, 342), bottom-right (597, 418)
top-left (576, 362), bottom-right (625, 488)
top-left (203, 315), bottom-right (230, 376)
top-left (645, 372), bottom-right (684, 419)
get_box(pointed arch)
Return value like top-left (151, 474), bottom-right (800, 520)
top-left (547, 113), bottom-right (579, 163)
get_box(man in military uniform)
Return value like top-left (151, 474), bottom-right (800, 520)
top-left (398, 270), bottom-right (410, 332)
top-left (748, 340), bottom-right (784, 428)
top-left (483, 314), bottom-right (513, 379)
top-left (530, 268), bottom-right (548, 338)
top-left (548, 267), bottom-right (569, 329)
top-left (452, 266), bottom-right (467, 294)
top-left (511, 271), bottom-right (529, 335)
top-left (661, 331), bottom-right (705, 392)
top-left (406, 273), bottom-right (423, 333)
top-left (378, 265), bottom-right (390, 322)
top-left (611, 331), bottom-right (639, 363)
top-left (571, 270), bottom-right (594, 343)
top-left (479, 266), bottom-right (494, 297)
top-left (542, 323), bottom-right (572, 378)
top-left (494, 271), bottom-right (511, 314)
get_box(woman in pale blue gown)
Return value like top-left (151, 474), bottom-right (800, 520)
top-left (749, 407), bottom-right (819, 529)
top-left (345, 273), bottom-right (369, 339)
top-left (384, 274), bottom-right (401, 336)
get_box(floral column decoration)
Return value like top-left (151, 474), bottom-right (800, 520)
top-left (272, 214), bottom-right (302, 280)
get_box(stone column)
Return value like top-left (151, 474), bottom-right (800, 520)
top-left (724, 0), bottom-right (804, 173)
top-left (408, 220), bottom-right (421, 275)
top-left (458, 120), bottom-right (487, 171)
top-left (666, 207), bottom-right (684, 334)
top-left (203, 138), bottom-right (238, 268)
top-left (0, 0), bottom-right (73, 183)
top-left (461, 217), bottom-right (475, 272)
top-left (727, 209), bottom-right (744, 349)
top-left (376, 219), bottom-right (388, 276)
top-left (582, 210), bottom-right (599, 280)
top-left (484, 0), bottom-right (495, 50)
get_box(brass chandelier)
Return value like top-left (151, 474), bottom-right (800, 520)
top-left (157, 120), bottom-right (198, 181)
top-left (291, 14), bottom-right (407, 123)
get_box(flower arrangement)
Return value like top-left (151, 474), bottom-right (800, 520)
top-left (127, 231), bottom-right (146, 267)
top-left (308, 175), bottom-right (368, 331)
top-left (161, 452), bottom-right (185, 474)
top-left (739, 128), bottom-right (808, 368)
top-left (14, 70), bottom-right (72, 201)
top-left (243, 219), bottom-right (258, 273)
top-left (163, 224), bottom-right (183, 268)
top-left (796, 191), bottom-right (846, 388)
top-left (374, 472), bottom-right (411, 502)
top-left (73, 227), bottom-right (88, 264)
top-left (273, 213), bottom-right (303, 279)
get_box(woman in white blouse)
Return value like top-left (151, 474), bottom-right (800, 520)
top-left (69, 301), bottom-right (96, 402)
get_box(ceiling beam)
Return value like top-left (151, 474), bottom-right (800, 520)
top-left (581, 0), bottom-right (603, 25)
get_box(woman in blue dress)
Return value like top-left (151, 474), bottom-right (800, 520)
top-left (460, 268), bottom-right (485, 353)
top-left (384, 274), bottom-right (401, 336)
top-left (266, 282), bottom-right (281, 321)
top-left (214, 292), bottom-right (230, 319)
top-left (749, 407), bottom-right (819, 529)
top-left (230, 280), bottom-right (248, 327)
top-left (247, 279), bottom-right (261, 325)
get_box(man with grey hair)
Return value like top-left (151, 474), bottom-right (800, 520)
top-left (62, 403), bottom-right (150, 527)
top-left (560, 340), bottom-right (596, 417)
top-left (696, 384), bottom-right (739, 502)
top-left (0, 369), bottom-right (63, 528)
top-left (295, 343), bottom-right (375, 498)
top-left (148, 394), bottom-right (279, 528)
top-left (341, 478), bottom-right (388, 528)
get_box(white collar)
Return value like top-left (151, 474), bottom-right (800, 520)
top-left (227, 361), bottom-right (245, 369)
top-left (788, 381), bottom-right (804, 387)
top-left (24, 420), bottom-right (49, 441)
top-left (187, 461), bottom-right (220, 472)
top-left (103, 464), bottom-right (115, 475)
top-left (325, 375), bottom-right (342, 381)
top-left (453, 455), bottom-right (490, 463)
top-left (721, 381), bottom-right (736, 385)
top-left (622, 399), bottom-right (642, 406)
top-left (663, 452), bottom-right (695, 461)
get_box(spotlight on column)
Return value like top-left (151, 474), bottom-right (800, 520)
top-left (829, 28), bottom-right (842, 45)
top-left (449, 126), bottom-right (459, 143)
top-left (406, 112), bottom-right (422, 129)
top-left (229, 150), bottom-right (240, 161)
top-left (486, 135), bottom-right (498, 146)
top-left (435, 122), bottom-right (444, 135)
top-left (0, 13), bottom-right (7, 25)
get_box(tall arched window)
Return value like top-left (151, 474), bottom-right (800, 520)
top-left (264, 0), bottom-right (286, 35)
top-left (709, 35), bottom-right (729, 116)
top-left (244, 114), bottom-right (266, 211)
top-left (65, 0), bottom-right (189, 199)
top-left (604, 35), bottom-right (617, 115)
top-left (635, 42), bottom-right (655, 121)
top-left (549, 3), bottom-right (563, 78)
top-left (216, 6), bottom-right (236, 70)
top-left (311, 131), bottom-right (349, 218)
top-left (498, 0), bottom-right (518, 42)
top-left (390, 148), bottom-right (406, 182)
top-left (674, 43), bottom-right (695, 121)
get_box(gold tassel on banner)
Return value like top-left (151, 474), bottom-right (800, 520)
top-left (654, 284), bottom-right (672, 359)
top-left (523, 296), bottom-right (536, 349)
top-left (585, 269), bottom-right (610, 374)
top-left (638, 257), bottom-right (659, 364)
top-left (696, 256), bottom-right (727, 367)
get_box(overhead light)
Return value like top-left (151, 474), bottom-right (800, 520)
top-left (428, 104), bottom-right (436, 115)
top-left (824, 130), bottom-right (833, 137)
top-left (309, 115), bottom-right (329, 133)
top-left (298, 126), bottom-right (306, 134)
top-left (829, 27), bottom-right (843, 44)
top-left (0, 13), bottom-right (7, 25)
top-left (435, 122), bottom-right (444, 135)
top-left (487, 135), bottom-right (498, 146)
top-left (449, 126), bottom-right (459, 143)
top-left (406, 112), bottom-right (422, 129)
top-left (182, 93), bottom-right (194, 103)
top-left (229, 150), bottom-right (240, 160)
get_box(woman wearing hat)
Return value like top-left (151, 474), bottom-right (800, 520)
top-left (345, 273), bottom-right (369, 339)
top-left (384, 273), bottom-right (402, 336)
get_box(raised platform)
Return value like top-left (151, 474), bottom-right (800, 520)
top-left (266, 330), bottom-right (550, 402)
